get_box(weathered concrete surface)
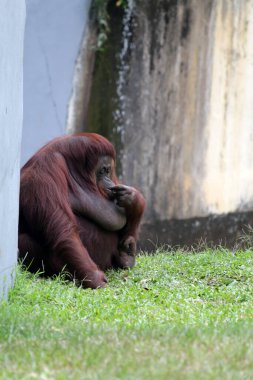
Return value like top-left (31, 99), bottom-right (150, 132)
top-left (140, 211), bottom-right (253, 251)
top-left (22, 0), bottom-right (91, 165)
top-left (116, 0), bottom-right (253, 220)
top-left (66, 3), bottom-right (96, 135)
top-left (0, 0), bottom-right (26, 298)
top-left (85, 0), bottom-right (253, 248)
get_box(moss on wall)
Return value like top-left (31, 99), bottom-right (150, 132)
top-left (86, 2), bottom-right (125, 174)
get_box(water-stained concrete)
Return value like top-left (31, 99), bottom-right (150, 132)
top-left (84, 0), bottom-right (253, 247)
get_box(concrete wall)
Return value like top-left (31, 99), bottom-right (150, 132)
top-left (117, 0), bottom-right (253, 221)
top-left (0, 0), bottom-right (26, 298)
top-left (85, 0), bottom-right (253, 248)
top-left (22, 0), bottom-right (91, 165)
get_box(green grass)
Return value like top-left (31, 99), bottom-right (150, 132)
top-left (1, 249), bottom-right (253, 379)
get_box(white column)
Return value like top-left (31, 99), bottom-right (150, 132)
top-left (0, 0), bottom-right (26, 298)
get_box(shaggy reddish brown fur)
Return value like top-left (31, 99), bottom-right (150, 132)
top-left (19, 133), bottom-right (145, 288)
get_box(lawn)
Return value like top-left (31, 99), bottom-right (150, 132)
top-left (0, 249), bottom-right (253, 379)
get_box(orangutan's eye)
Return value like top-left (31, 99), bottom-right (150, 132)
top-left (99, 167), bottom-right (107, 175)
top-left (99, 165), bottom-right (111, 176)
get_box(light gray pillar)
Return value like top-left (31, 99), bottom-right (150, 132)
top-left (0, 0), bottom-right (26, 298)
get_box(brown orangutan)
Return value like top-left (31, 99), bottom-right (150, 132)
top-left (18, 133), bottom-right (145, 288)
